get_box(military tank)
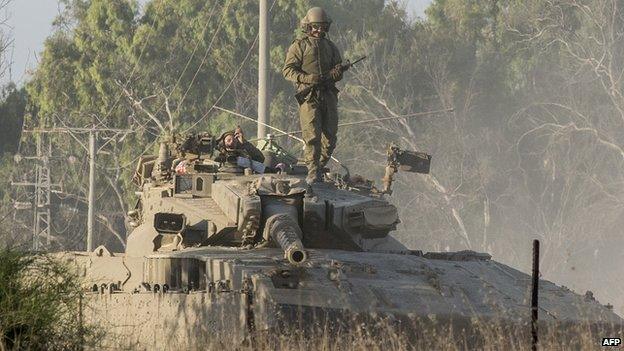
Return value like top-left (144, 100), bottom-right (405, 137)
top-left (60, 130), bottom-right (623, 349)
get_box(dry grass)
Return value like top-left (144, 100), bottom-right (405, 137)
top-left (228, 319), bottom-right (622, 351)
top-left (103, 313), bottom-right (622, 351)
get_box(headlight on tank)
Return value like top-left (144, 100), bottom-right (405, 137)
top-left (154, 213), bottom-right (187, 233)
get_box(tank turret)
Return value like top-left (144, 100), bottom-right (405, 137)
top-left (123, 134), bottom-right (423, 263)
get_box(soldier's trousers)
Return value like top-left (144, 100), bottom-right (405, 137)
top-left (299, 90), bottom-right (338, 177)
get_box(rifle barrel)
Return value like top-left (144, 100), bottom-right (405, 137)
top-left (349, 56), bottom-right (367, 66)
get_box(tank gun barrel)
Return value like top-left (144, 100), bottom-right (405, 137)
top-left (264, 214), bottom-right (307, 265)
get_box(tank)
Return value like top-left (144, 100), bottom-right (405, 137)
top-left (61, 133), bottom-right (623, 349)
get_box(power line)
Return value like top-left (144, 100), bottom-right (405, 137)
top-left (99, 1), bottom-right (164, 124)
top-left (11, 133), bottom-right (58, 250)
top-left (183, 0), bottom-right (278, 134)
top-left (135, 0), bottom-right (230, 131)
top-left (263, 108), bottom-right (455, 138)
top-left (13, 124), bottom-right (132, 251)
top-left (182, 36), bottom-right (258, 134)
top-left (172, 1), bottom-right (226, 115)
top-left (213, 105), bottom-right (303, 142)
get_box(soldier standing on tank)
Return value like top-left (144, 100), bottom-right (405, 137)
top-left (283, 7), bottom-right (346, 184)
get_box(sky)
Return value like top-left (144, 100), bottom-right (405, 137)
top-left (4, 0), bottom-right (432, 85)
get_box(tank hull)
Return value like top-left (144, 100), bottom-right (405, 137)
top-left (64, 247), bottom-right (623, 349)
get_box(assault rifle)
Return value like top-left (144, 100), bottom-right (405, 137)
top-left (294, 55), bottom-right (367, 105)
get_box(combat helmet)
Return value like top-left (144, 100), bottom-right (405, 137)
top-left (300, 7), bottom-right (332, 31)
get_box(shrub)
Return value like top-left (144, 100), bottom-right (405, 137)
top-left (0, 250), bottom-right (97, 350)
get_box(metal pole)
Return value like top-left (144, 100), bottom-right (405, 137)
top-left (531, 239), bottom-right (540, 351)
top-left (257, 0), bottom-right (270, 140)
top-left (87, 129), bottom-right (96, 251)
top-left (33, 135), bottom-right (42, 251)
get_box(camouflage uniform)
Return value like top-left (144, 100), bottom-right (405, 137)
top-left (283, 35), bottom-right (342, 180)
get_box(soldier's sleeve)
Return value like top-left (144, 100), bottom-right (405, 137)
top-left (242, 142), bottom-right (265, 163)
top-left (331, 41), bottom-right (343, 67)
top-left (330, 41), bottom-right (344, 82)
top-left (282, 40), bottom-right (307, 84)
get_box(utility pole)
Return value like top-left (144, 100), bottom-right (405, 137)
top-left (13, 126), bottom-right (131, 251)
top-left (12, 133), bottom-right (60, 250)
top-left (257, 0), bottom-right (270, 140)
top-left (87, 129), bottom-right (96, 251)
top-left (34, 135), bottom-right (52, 250)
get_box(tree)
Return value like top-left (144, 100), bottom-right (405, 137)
top-left (0, 0), bottom-right (12, 79)
top-left (500, 0), bottom-right (624, 312)
top-left (0, 84), bottom-right (26, 154)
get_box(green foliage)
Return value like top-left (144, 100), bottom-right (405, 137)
top-left (0, 84), bottom-right (27, 155)
top-left (0, 250), bottom-right (98, 350)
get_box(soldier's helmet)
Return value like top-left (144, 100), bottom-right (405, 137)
top-left (217, 130), bottom-right (236, 148)
top-left (300, 7), bottom-right (332, 31)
